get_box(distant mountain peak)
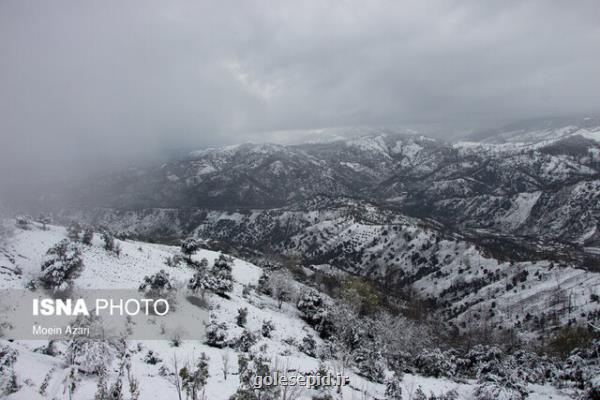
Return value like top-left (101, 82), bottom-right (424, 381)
top-left (470, 115), bottom-right (600, 145)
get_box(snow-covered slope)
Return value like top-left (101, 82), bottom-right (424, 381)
top-left (62, 200), bottom-right (600, 339)
top-left (0, 223), bottom-right (579, 400)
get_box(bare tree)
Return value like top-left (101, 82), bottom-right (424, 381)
top-left (272, 357), bottom-right (303, 400)
top-left (125, 357), bottom-right (140, 400)
top-left (221, 352), bottom-right (230, 380)
top-left (170, 353), bottom-right (183, 400)
top-left (331, 351), bottom-right (351, 395)
top-left (402, 378), bottom-right (418, 400)
top-left (270, 269), bottom-right (295, 309)
top-left (62, 366), bottom-right (80, 400)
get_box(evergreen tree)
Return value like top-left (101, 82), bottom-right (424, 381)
top-left (40, 239), bottom-right (84, 290)
top-left (205, 317), bottom-right (228, 348)
top-left (180, 353), bottom-right (210, 400)
top-left (415, 348), bottom-right (455, 378)
top-left (261, 320), bottom-right (275, 338)
top-left (384, 373), bottom-right (403, 400)
top-left (212, 254), bottom-right (234, 295)
top-left (139, 270), bottom-right (172, 297)
top-left (236, 307), bottom-right (248, 327)
top-left (102, 231), bottom-right (115, 252)
top-left (353, 344), bottom-right (386, 383)
top-left (300, 333), bottom-right (317, 357)
top-left (94, 367), bottom-right (109, 400)
top-left (237, 329), bottom-right (257, 353)
top-left (181, 238), bottom-right (200, 262)
top-left (230, 352), bottom-right (280, 400)
top-left (297, 289), bottom-right (334, 338)
top-left (257, 271), bottom-right (272, 296)
top-left (189, 254), bottom-right (234, 298)
top-left (188, 269), bottom-right (215, 300)
top-left (82, 226), bottom-right (94, 245)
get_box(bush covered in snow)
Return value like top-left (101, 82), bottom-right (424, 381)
top-left (188, 269), bottom-right (215, 299)
top-left (236, 329), bottom-right (258, 353)
top-left (297, 289), bottom-right (334, 338)
top-left (188, 254), bottom-right (234, 299)
top-left (384, 373), bottom-right (403, 400)
top-left (143, 350), bottom-right (162, 365)
top-left (15, 215), bottom-right (32, 230)
top-left (101, 230), bottom-right (115, 251)
top-left (474, 378), bottom-right (526, 400)
top-left (205, 317), bottom-right (229, 348)
top-left (585, 375), bottom-right (600, 400)
top-left (164, 254), bottom-right (185, 268)
top-left (261, 319), bottom-right (275, 338)
top-left (230, 352), bottom-right (280, 400)
top-left (65, 315), bottom-right (122, 375)
top-left (473, 355), bottom-right (529, 400)
top-left (67, 338), bottom-right (116, 375)
top-left (300, 333), bottom-right (317, 357)
top-left (414, 348), bottom-right (455, 378)
top-left (257, 270), bottom-right (272, 296)
top-left (353, 344), bottom-right (386, 383)
top-left (139, 269), bottom-right (173, 296)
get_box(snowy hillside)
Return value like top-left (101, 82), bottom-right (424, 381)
top-left (60, 200), bottom-right (600, 339)
top-left (1, 222), bottom-right (591, 400)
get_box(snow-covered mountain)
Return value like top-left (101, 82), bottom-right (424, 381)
top-left (469, 116), bottom-right (600, 145)
top-left (57, 122), bottom-right (600, 265)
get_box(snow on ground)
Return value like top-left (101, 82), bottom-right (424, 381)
top-left (498, 191), bottom-right (541, 230)
top-left (0, 223), bottom-right (576, 399)
top-left (346, 135), bottom-right (391, 158)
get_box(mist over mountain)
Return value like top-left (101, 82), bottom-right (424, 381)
top-left (46, 115), bottom-right (596, 247)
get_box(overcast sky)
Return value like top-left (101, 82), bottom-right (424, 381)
top-left (1, 0), bottom-right (600, 189)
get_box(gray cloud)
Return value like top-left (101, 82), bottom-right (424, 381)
top-left (1, 0), bottom-right (600, 199)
